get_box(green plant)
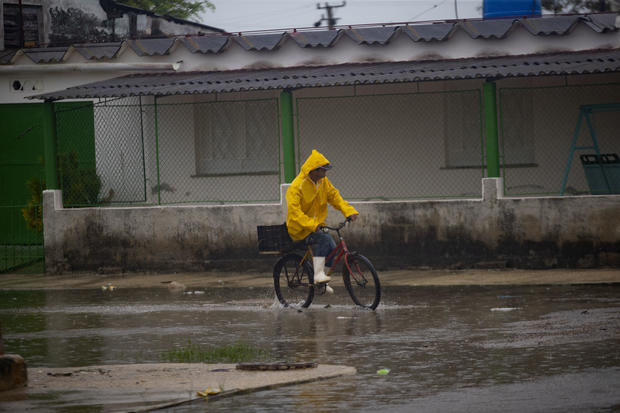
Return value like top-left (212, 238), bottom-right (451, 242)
top-left (21, 178), bottom-right (45, 233)
top-left (162, 340), bottom-right (271, 363)
top-left (21, 151), bottom-right (114, 232)
top-left (58, 151), bottom-right (103, 206)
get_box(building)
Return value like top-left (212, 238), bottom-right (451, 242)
top-left (1, 5), bottom-right (619, 272)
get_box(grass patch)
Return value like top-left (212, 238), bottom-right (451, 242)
top-left (162, 340), bottom-right (271, 363)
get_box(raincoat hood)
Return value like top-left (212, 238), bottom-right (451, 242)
top-left (285, 149), bottom-right (357, 241)
top-left (300, 149), bottom-right (331, 177)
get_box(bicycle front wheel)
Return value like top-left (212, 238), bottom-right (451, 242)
top-left (343, 254), bottom-right (381, 310)
top-left (273, 253), bottom-right (315, 308)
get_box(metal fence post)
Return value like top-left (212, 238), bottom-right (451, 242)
top-left (154, 96), bottom-right (161, 205)
top-left (42, 101), bottom-right (58, 189)
top-left (483, 81), bottom-right (500, 178)
top-left (280, 90), bottom-right (296, 183)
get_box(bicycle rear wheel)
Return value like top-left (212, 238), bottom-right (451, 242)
top-left (273, 253), bottom-right (315, 308)
top-left (343, 254), bottom-right (381, 310)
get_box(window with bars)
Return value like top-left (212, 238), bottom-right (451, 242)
top-left (3, 3), bottom-right (42, 48)
top-left (193, 99), bottom-right (279, 176)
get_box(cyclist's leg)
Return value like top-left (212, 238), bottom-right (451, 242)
top-left (308, 232), bottom-right (336, 265)
top-left (306, 231), bottom-right (336, 285)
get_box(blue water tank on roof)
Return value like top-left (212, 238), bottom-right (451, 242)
top-left (483, 0), bottom-right (541, 18)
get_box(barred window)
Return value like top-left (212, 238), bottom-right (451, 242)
top-left (500, 92), bottom-right (536, 165)
top-left (443, 91), bottom-right (483, 168)
top-left (194, 100), bottom-right (279, 176)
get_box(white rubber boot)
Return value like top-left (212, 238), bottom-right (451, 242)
top-left (312, 256), bottom-right (331, 284)
top-left (325, 284), bottom-right (334, 294)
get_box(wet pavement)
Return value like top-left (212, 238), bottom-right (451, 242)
top-left (0, 282), bottom-right (619, 412)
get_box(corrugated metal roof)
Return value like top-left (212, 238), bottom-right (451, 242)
top-left (521, 15), bottom-right (580, 35)
top-left (0, 50), bottom-right (17, 64)
top-left (402, 23), bottom-right (455, 41)
top-left (31, 48), bottom-right (620, 101)
top-left (462, 19), bottom-right (515, 39)
top-left (72, 42), bottom-right (123, 60)
top-left (233, 33), bottom-right (286, 51)
top-left (128, 38), bottom-right (176, 56)
top-left (345, 27), bottom-right (398, 45)
top-left (583, 13), bottom-right (618, 32)
top-left (289, 30), bottom-right (341, 47)
top-left (24, 47), bottom-right (69, 63)
top-left (3, 13), bottom-right (617, 65)
top-left (181, 36), bottom-right (230, 53)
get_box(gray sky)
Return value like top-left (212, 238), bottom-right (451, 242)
top-left (201, 0), bottom-right (483, 32)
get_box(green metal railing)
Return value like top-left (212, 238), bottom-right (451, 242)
top-left (0, 205), bottom-right (43, 273)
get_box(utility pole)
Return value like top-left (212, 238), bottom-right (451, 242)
top-left (314, 2), bottom-right (346, 30)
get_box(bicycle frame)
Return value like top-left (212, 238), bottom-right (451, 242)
top-left (297, 222), bottom-right (353, 282)
top-left (272, 218), bottom-right (380, 309)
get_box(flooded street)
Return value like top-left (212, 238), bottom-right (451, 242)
top-left (1, 283), bottom-right (619, 412)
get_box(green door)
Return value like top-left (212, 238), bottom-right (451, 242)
top-left (0, 102), bottom-right (95, 272)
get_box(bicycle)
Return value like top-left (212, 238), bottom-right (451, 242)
top-left (269, 218), bottom-right (381, 310)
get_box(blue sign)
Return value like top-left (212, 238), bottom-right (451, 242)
top-left (483, 0), bottom-right (542, 18)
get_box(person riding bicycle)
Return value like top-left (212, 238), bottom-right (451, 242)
top-left (286, 149), bottom-right (359, 289)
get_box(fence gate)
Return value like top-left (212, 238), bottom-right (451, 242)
top-left (0, 103), bottom-right (45, 273)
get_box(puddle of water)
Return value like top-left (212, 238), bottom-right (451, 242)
top-left (0, 284), bottom-right (619, 411)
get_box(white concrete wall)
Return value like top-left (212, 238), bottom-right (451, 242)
top-left (42, 179), bottom-right (620, 273)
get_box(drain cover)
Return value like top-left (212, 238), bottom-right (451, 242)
top-left (236, 362), bottom-right (317, 371)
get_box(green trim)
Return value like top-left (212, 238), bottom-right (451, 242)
top-left (154, 97), bottom-right (161, 205)
top-left (42, 102), bottom-right (58, 189)
top-left (483, 82), bottom-right (500, 178)
top-left (280, 90), bottom-right (296, 183)
top-left (477, 89), bottom-right (485, 178)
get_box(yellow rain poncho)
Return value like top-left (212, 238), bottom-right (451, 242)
top-left (286, 150), bottom-right (358, 241)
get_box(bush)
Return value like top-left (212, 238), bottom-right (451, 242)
top-left (22, 151), bottom-right (114, 232)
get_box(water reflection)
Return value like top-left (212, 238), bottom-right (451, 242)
top-left (0, 284), bottom-right (619, 411)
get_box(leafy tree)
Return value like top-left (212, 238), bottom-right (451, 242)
top-left (117, 0), bottom-right (215, 20)
top-left (541, 0), bottom-right (620, 13)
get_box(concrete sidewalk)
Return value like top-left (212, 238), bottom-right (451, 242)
top-left (0, 268), bottom-right (619, 290)
top-left (0, 363), bottom-right (356, 412)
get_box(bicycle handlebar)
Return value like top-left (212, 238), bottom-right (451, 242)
top-left (320, 216), bottom-right (352, 232)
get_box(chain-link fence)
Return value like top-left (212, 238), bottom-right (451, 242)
top-left (55, 95), bottom-right (282, 206)
top-left (499, 82), bottom-right (620, 196)
top-left (295, 89), bottom-right (484, 200)
top-left (52, 80), bottom-right (620, 207)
